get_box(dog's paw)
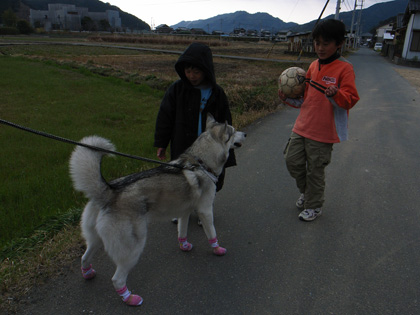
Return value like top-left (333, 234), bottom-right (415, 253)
top-left (124, 294), bottom-right (143, 306)
top-left (81, 264), bottom-right (96, 280)
top-left (213, 246), bottom-right (227, 256)
top-left (179, 242), bottom-right (193, 251)
top-left (117, 286), bottom-right (143, 306)
top-left (178, 237), bottom-right (193, 251)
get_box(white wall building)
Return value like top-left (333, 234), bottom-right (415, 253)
top-left (402, 0), bottom-right (420, 60)
top-left (375, 23), bottom-right (393, 43)
top-left (30, 3), bottom-right (121, 31)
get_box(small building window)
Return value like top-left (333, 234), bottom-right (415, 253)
top-left (410, 30), bottom-right (420, 52)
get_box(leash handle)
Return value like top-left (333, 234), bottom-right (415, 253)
top-left (0, 118), bottom-right (184, 169)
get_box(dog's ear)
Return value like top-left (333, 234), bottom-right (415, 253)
top-left (219, 122), bottom-right (232, 142)
top-left (206, 113), bottom-right (216, 129)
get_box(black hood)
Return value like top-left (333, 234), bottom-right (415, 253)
top-left (175, 43), bottom-right (216, 86)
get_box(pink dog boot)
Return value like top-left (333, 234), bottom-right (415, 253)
top-left (81, 264), bottom-right (96, 280)
top-left (178, 237), bottom-right (193, 252)
top-left (208, 237), bottom-right (227, 256)
top-left (213, 246), bottom-right (227, 256)
top-left (116, 285), bottom-right (143, 306)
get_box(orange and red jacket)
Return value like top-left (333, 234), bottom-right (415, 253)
top-left (286, 54), bottom-right (360, 143)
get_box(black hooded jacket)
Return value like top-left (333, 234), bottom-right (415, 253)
top-left (154, 43), bottom-right (236, 167)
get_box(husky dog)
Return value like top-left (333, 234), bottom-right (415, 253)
top-left (69, 114), bottom-right (246, 306)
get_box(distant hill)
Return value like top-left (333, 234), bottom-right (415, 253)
top-left (1, 0), bottom-right (408, 34)
top-left (172, 11), bottom-right (298, 34)
top-left (0, 0), bottom-right (150, 30)
top-left (172, 0), bottom-right (408, 34)
top-left (292, 0), bottom-right (408, 34)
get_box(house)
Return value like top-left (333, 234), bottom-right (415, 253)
top-left (173, 27), bottom-right (190, 34)
top-left (286, 31), bottom-right (313, 53)
top-left (212, 30), bottom-right (224, 35)
top-left (232, 28), bottom-right (246, 36)
top-left (384, 32), bottom-right (395, 42)
top-left (29, 3), bottom-right (121, 31)
top-left (375, 23), bottom-right (394, 43)
top-left (380, 0), bottom-right (420, 66)
top-left (260, 29), bottom-right (271, 38)
top-left (401, 0), bottom-right (420, 61)
top-left (191, 28), bottom-right (206, 35)
top-left (360, 32), bottom-right (373, 45)
top-left (246, 29), bottom-right (258, 37)
top-left (275, 30), bottom-right (291, 42)
top-left (155, 24), bottom-right (173, 33)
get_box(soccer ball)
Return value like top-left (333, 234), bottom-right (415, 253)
top-left (278, 67), bottom-right (306, 99)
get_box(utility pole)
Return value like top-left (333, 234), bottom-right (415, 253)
top-left (335, 0), bottom-right (341, 20)
top-left (355, 0), bottom-right (364, 48)
top-left (350, 0), bottom-right (357, 48)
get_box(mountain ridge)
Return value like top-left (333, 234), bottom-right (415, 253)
top-left (0, 0), bottom-right (409, 34)
top-left (171, 0), bottom-right (408, 34)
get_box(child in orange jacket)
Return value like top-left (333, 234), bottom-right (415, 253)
top-left (279, 19), bottom-right (360, 221)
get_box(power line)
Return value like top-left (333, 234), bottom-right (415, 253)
top-left (286, 0), bottom-right (301, 22)
top-left (342, 0), bottom-right (352, 11)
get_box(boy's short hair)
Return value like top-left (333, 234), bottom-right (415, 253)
top-left (312, 19), bottom-right (346, 45)
top-left (183, 62), bottom-right (201, 71)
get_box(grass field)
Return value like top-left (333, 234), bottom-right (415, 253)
top-left (0, 55), bottom-right (165, 249)
top-left (0, 36), bottom-right (312, 124)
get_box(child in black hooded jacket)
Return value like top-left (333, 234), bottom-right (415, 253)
top-left (154, 42), bottom-right (236, 190)
top-left (154, 43), bottom-right (235, 256)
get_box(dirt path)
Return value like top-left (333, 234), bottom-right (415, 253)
top-left (394, 67), bottom-right (420, 94)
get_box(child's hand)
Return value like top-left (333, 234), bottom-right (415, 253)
top-left (325, 85), bottom-right (338, 97)
top-left (157, 148), bottom-right (166, 160)
top-left (278, 89), bottom-right (287, 102)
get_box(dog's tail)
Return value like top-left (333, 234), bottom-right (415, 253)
top-left (69, 135), bottom-right (115, 201)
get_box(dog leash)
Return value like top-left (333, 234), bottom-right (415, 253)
top-left (0, 118), bottom-right (185, 170)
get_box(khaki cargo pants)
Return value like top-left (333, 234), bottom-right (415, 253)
top-left (283, 132), bottom-right (333, 209)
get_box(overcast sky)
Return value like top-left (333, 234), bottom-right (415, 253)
top-left (108, 0), bottom-right (395, 29)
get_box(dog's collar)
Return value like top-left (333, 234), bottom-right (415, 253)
top-left (193, 157), bottom-right (218, 185)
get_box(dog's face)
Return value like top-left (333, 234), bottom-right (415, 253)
top-left (231, 127), bottom-right (247, 149)
top-left (206, 114), bottom-right (246, 150)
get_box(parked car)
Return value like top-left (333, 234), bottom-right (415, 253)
top-left (374, 42), bottom-right (383, 52)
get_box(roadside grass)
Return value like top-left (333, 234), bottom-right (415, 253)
top-left (0, 55), bottom-right (164, 248)
top-left (1, 222), bottom-right (85, 312)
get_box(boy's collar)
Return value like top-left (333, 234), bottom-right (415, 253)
top-left (194, 84), bottom-right (212, 89)
top-left (318, 52), bottom-right (340, 65)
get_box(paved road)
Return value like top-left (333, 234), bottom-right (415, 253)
top-left (15, 48), bottom-right (420, 314)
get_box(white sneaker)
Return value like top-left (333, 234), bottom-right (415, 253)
top-left (298, 208), bottom-right (322, 221)
top-left (296, 193), bottom-right (305, 209)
